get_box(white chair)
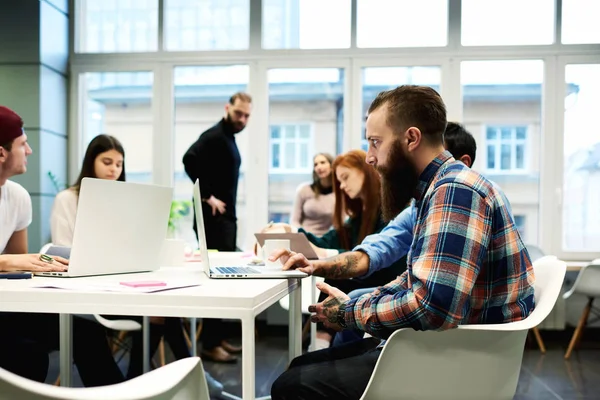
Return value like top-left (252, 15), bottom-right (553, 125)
top-left (563, 258), bottom-right (600, 359)
top-left (359, 255), bottom-right (566, 400)
top-left (0, 357), bottom-right (209, 400)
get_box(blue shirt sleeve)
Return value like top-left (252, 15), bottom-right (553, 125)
top-left (353, 205), bottom-right (416, 278)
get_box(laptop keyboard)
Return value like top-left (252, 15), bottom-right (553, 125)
top-left (214, 266), bottom-right (260, 274)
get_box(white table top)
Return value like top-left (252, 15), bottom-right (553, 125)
top-left (0, 264), bottom-right (300, 320)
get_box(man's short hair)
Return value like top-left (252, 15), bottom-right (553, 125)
top-left (444, 122), bottom-right (477, 165)
top-left (229, 92), bottom-right (252, 105)
top-left (367, 85), bottom-right (447, 145)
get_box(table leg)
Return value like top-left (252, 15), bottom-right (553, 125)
top-left (190, 317), bottom-right (197, 356)
top-left (59, 314), bottom-right (72, 387)
top-left (143, 316), bottom-right (150, 373)
top-left (242, 315), bottom-right (256, 399)
top-left (309, 276), bottom-right (317, 351)
top-left (289, 280), bottom-right (302, 360)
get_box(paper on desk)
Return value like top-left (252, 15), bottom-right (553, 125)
top-left (32, 280), bottom-right (200, 293)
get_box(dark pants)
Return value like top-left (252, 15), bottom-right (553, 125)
top-left (0, 312), bottom-right (124, 387)
top-left (193, 203), bottom-right (237, 350)
top-left (193, 202), bottom-right (237, 252)
top-left (124, 317), bottom-right (190, 379)
top-left (271, 337), bottom-right (382, 400)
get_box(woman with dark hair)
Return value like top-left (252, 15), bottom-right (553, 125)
top-left (290, 153), bottom-right (335, 235)
top-left (262, 149), bottom-right (406, 348)
top-left (51, 134), bottom-right (126, 245)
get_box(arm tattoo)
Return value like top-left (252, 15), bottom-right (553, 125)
top-left (323, 297), bottom-right (347, 324)
top-left (328, 253), bottom-right (359, 279)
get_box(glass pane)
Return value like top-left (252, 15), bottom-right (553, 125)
top-left (299, 125), bottom-right (310, 139)
top-left (563, 64), bottom-right (600, 251)
top-left (516, 127), bottom-right (527, 140)
top-left (462, 0), bottom-right (554, 46)
top-left (172, 65), bottom-right (250, 247)
top-left (78, 0), bottom-right (158, 52)
top-left (501, 128), bottom-right (512, 140)
top-left (357, 0), bottom-right (448, 48)
top-left (516, 144), bottom-right (525, 169)
top-left (500, 144), bottom-right (511, 170)
top-left (262, 0), bottom-right (350, 49)
top-left (284, 126), bottom-right (295, 140)
top-left (268, 68), bottom-right (344, 226)
top-left (486, 127), bottom-right (497, 140)
top-left (165, 0), bottom-right (249, 50)
top-left (272, 143), bottom-right (280, 169)
top-left (487, 146), bottom-right (496, 169)
top-left (462, 60), bottom-right (544, 245)
top-left (82, 72), bottom-right (154, 184)
top-left (270, 126), bottom-right (281, 139)
top-left (562, 0), bottom-right (600, 44)
top-left (361, 66), bottom-right (441, 148)
top-left (284, 142), bottom-right (295, 169)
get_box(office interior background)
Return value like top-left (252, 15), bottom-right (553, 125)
top-left (1, 0), bottom-right (600, 396)
top-left (3, 0), bottom-right (598, 264)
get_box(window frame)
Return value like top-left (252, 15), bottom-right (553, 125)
top-left (269, 123), bottom-right (314, 174)
top-left (483, 125), bottom-right (530, 174)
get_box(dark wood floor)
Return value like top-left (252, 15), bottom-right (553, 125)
top-left (47, 326), bottom-right (600, 399)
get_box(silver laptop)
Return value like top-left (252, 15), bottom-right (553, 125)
top-left (38, 178), bottom-right (173, 277)
top-left (193, 179), bottom-right (306, 279)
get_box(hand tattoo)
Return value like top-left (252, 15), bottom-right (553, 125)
top-left (322, 296), bottom-right (347, 325)
top-left (328, 254), bottom-right (359, 278)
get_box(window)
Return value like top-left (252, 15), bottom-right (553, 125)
top-left (164, 0), bottom-right (249, 51)
top-left (262, 0), bottom-right (350, 49)
top-left (77, 0), bottom-right (158, 53)
top-left (270, 125), bottom-right (312, 172)
top-left (562, 64), bottom-right (600, 252)
top-left (267, 68), bottom-right (344, 229)
top-left (361, 66), bottom-right (442, 150)
top-left (461, 60), bottom-right (543, 246)
top-left (172, 65), bottom-right (249, 246)
top-left (514, 215), bottom-right (526, 241)
top-left (81, 71), bottom-right (154, 183)
top-left (357, 0), bottom-right (448, 48)
top-left (461, 0), bottom-right (554, 46)
top-left (485, 126), bottom-right (528, 172)
top-left (562, 0), bottom-right (600, 44)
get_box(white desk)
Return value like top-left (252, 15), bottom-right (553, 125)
top-left (0, 264), bottom-right (303, 400)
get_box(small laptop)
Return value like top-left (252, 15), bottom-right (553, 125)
top-left (193, 179), bottom-right (306, 279)
top-left (38, 178), bottom-right (173, 278)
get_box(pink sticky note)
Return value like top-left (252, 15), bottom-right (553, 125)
top-left (120, 280), bottom-right (167, 288)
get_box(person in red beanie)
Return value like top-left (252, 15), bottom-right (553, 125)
top-left (0, 105), bottom-right (126, 387)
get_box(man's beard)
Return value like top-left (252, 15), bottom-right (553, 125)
top-left (376, 139), bottom-right (419, 222)
top-left (224, 113), bottom-right (245, 134)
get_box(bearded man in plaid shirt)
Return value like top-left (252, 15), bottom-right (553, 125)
top-left (270, 85), bottom-right (536, 400)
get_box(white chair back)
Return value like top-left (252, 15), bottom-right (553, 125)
top-left (564, 259), bottom-right (600, 299)
top-left (0, 357), bottom-right (209, 400)
top-left (359, 256), bottom-right (566, 400)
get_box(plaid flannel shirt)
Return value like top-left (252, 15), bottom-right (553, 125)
top-left (344, 151), bottom-right (535, 338)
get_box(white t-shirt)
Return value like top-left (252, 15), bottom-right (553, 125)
top-left (50, 188), bottom-right (78, 247)
top-left (0, 180), bottom-right (32, 253)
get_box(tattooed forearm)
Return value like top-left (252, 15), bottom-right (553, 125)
top-left (320, 251), bottom-right (368, 279)
top-left (323, 297), bottom-right (347, 324)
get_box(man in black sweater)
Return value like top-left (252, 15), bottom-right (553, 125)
top-left (182, 92), bottom-right (252, 362)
